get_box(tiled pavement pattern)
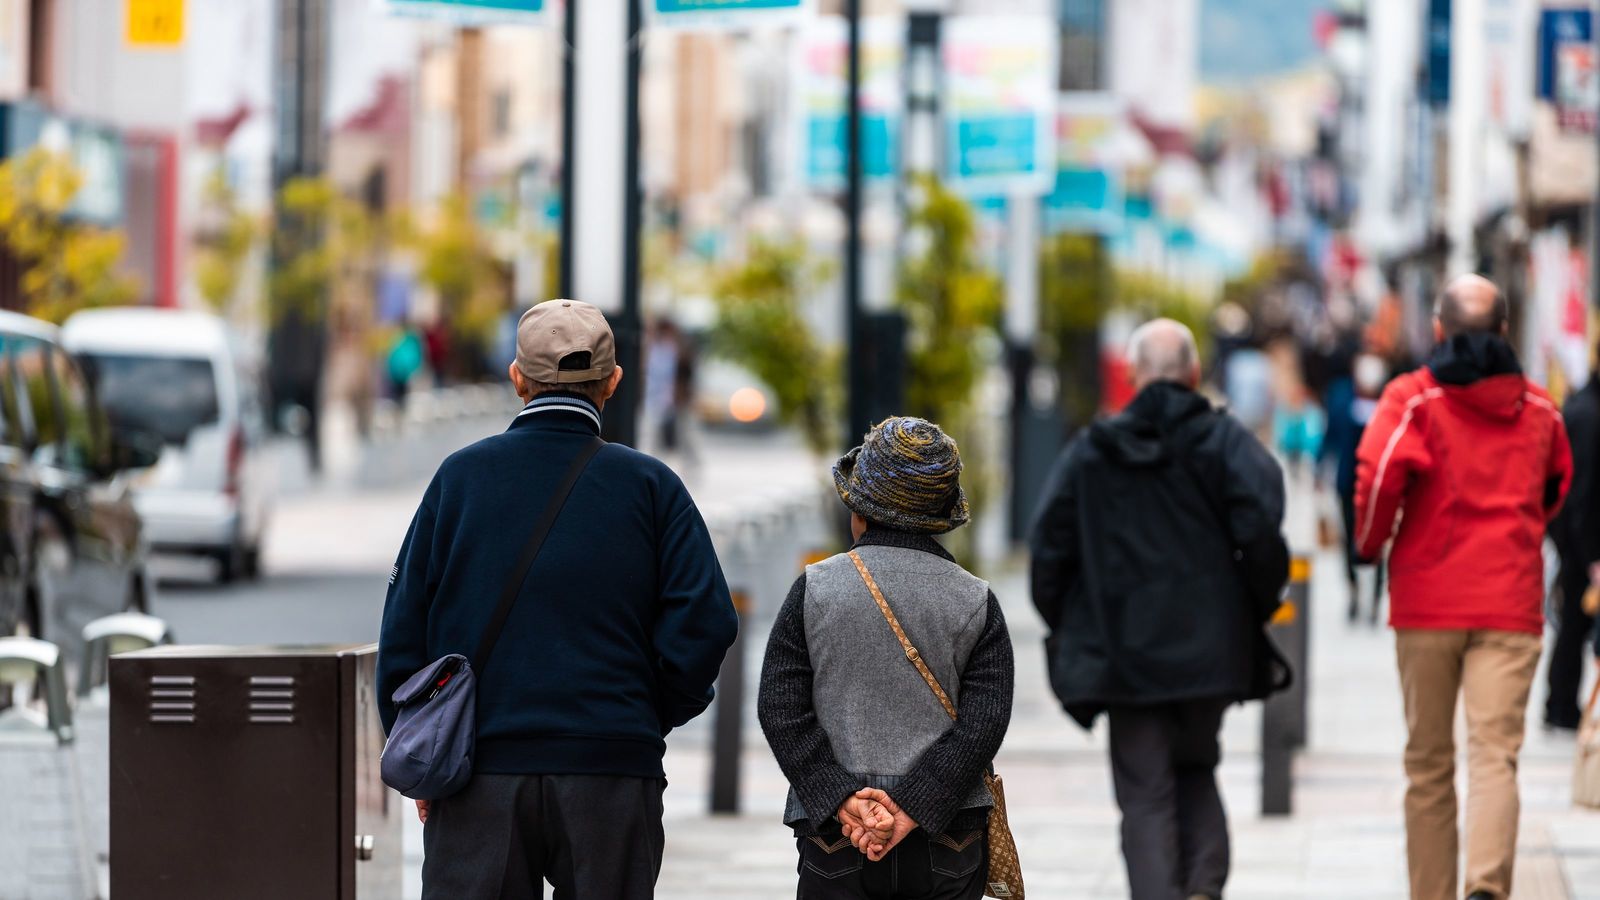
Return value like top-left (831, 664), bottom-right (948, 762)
top-left (0, 729), bottom-right (96, 899)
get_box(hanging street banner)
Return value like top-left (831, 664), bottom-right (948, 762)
top-left (1537, 7), bottom-right (1596, 133)
top-left (380, 0), bottom-right (546, 26)
top-left (126, 0), bottom-right (184, 47)
top-left (942, 16), bottom-right (1057, 196)
top-left (1556, 40), bottom-right (1598, 133)
top-left (1045, 93), bottom-right (1125, 236)
top-left (794, 16), bottom-right (901, 191)
top-left (1483, 0), bottom-right (1535, 137)
top-left (650, 0), bottom-right (810, 29)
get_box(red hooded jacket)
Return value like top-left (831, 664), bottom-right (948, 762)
top-left (1354, 335), bottom-right (1572, 634)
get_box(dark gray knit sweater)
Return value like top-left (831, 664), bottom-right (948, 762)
top-left (757, 528), bottom-right (1014, 836)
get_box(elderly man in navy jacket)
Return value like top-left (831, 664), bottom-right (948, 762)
top-left (378, 299), bottom-right (738, 899)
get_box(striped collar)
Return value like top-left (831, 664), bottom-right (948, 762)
top-left (515, 392), bottom-right (602, 432)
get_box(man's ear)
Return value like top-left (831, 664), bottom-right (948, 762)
top-left (603, 366), bottom-right (624, 402)
top-left (508, 362), bottom-right (528, 400)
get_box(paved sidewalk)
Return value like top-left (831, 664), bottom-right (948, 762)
top-left (611, 548), bottom-right (1600, 899)
top-left (18, 418), bottom-right (1600, 898)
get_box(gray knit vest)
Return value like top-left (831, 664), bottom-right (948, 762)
top-left (782, 544), bottom-right (994, 827)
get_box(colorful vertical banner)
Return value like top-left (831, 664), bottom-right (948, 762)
top-left (1045, 92), bottom-right (1125, 235)
top-left (126, 0), bottom-right (184, 47)
top-left (381, 0), bottom-right (545, 26)
top-left (1538, 8), bottom-right (1597, 133)
top-left (649, 0), bottom-right (810, 29)
top-left (794, 16), bottom-right (901, 191)
top-left (1483, 0), bottom-right (1535, 137)
top-left (941, 16), bottom-right (1057, 196)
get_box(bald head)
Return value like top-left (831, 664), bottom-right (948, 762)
top-left (1435, 274), bottom-right (1507, 339)
top-left (1128, 318), bottom-right (1200, 390)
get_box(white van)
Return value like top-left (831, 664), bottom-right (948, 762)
top-left (62, 308), bottom-right (270, 582)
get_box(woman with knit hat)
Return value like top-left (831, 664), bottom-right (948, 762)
top-left (758, 416), bottom-right (1015, 900)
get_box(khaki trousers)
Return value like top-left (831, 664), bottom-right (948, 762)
top-left (1395, 628), bottom-right (1542, 900)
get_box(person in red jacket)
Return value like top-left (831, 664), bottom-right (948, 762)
top-left (1356, 274), bottom-right (1572, 900)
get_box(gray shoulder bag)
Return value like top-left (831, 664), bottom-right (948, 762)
top-left (380, 436), bottom-right (603, 800)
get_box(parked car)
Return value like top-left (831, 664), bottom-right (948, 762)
top-left (62, 308), bottom-right (271, 582)
top-left (0, 310), bottom-right (158, 664)
top-left (693, 358), bottom-right (778, 430)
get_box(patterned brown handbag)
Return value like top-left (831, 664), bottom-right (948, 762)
top-left (849, 551), bottom-right (1024, 900)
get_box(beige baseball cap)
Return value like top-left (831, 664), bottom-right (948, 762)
top-left (514, 299), bottom-right (617, 383)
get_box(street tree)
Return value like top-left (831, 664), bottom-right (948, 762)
top-left (711, 238), bottom-right (839, 457)
top-left (0, 148), bottom-right (139, 323)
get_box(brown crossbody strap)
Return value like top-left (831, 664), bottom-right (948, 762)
top-left (848, 550), bottom-right (958, 721)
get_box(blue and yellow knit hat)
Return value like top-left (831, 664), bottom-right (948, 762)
top-left (833, 417), bottom-right (970, 534)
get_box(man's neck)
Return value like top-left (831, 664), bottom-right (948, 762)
top-left (522, 389), bottom-right (604, 413)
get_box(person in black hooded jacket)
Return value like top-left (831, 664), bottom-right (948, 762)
top-left (1030, 319), bottom-right (1290, 900)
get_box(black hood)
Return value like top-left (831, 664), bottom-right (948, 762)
top-left (1089, 381), bottom-right (1213, 467)
top-left (1428, 333), bottom-right (1522, 386)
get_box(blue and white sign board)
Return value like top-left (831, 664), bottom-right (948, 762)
top-left (1045, 93), bottom-right (1125, 235)
top-left (650, 0), bottom-right (810, 29)
top-left (941, 16), bottom-right (1057, 197)
top-left (381, 0), bottom-right (546, 27)
top-left (1539, 8), bottom-right (1592, 98)
top-left (794, 16), bottom-right (901, 191)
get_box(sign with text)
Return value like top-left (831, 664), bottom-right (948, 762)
top-left (126, 0), bottom-right (184, 47)
top-left (794, 16), bottom-right (900, 190)
top-left (1556, 40), bottom-right (1598, 133)
top-left (942, 16), bottom-right (1056, 196)
top-left (650, 0), bottom-right (809, 29)
top-left (381, 0), bottom-right (545, 26)
top-left (1046, 93), bottom-right (1125, 235)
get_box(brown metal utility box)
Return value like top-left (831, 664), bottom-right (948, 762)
top-left (109, 644), bottom-right (401, 899)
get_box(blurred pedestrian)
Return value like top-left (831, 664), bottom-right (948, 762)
top-left (1545, 348), bottom-right (1600, 731)
top-left (377, 299), bottom-right (739, 899)
top-left (385, 326), bottom-right (423, 409)
top-left (646, 318), bottom-right (698, 460)
top-left (1355, 275), bottom-right (1572, 900)
top-left (1030, 319), bottom-right (1290, 900)
top-left (759, 416), bottom-right (1014, 900)
top-left (1319, 351), bottom-right (1388, 622)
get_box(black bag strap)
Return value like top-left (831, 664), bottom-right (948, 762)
top-left (472, 436), bottom-right (603, 671)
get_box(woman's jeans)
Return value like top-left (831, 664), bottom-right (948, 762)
top-left (795, 825), bottom-right (987, 900)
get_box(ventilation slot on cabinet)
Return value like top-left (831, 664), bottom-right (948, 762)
top-left (149, 675), bottom-right (195, 725)
top-left (248, 675), bottom-right (295, 724)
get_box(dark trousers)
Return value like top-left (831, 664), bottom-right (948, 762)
top-left (795, 825), bottom-right (987, 900)
top-left (1108, 700), bottom-right (1231, 900)
top-left (1545, 557), bottom-right (1595, 729)
top-left (1339, 488), bottom-right (1385, 619)
top-left (422, 773), bottom-right (665, 900)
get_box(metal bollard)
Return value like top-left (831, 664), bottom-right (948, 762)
top-left (709, 518), bottom-right (760, 815)
top-left (710, 588), bottom-right (750, 815)
top-left (1261, 555), bottom-right (1312, 816)
top-left (0, 636), bottom-right (74, 744)
top-left (78, 611), bottom-right (174, 697)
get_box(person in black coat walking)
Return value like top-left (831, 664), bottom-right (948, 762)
top-left (1544, 368), bottom-right (1600, 730)
top-left (1030, 319), bottom-right (1290, 900)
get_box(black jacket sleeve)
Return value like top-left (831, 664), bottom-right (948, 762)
top-left (886, 592), bottom-right (1015, 834)
top-left (651, 496), bottom-right (739, 732)
top-left (1221, 420), bottom-right (1290, 622)
top-left (757, 574), bottom-right (861, 832)
top-left (376, 479), bottom-right (440, 734)
top-left (1029, 441), bottom-right (1083, 632)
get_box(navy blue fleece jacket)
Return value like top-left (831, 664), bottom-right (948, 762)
top-left (376, 393), bottom-right (738, 778)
